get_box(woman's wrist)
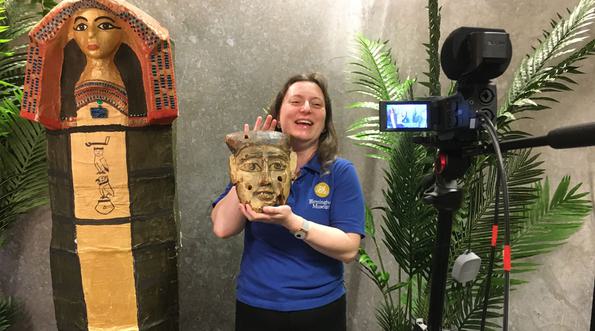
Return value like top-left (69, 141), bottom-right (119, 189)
top-left (286, 214), bottom-right (304, 233)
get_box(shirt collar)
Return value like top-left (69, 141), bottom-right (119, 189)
top-left (301, 152), bottom-right (321, 174)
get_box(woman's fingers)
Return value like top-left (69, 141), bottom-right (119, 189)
top-left (253, 116), bottom-right (263, 131)
top-left (262, 115), bottom-right (277, 131)
top-left (245, 115), bottom-right (277, 132)
top-left (239, 204), bottom-right (271, 221)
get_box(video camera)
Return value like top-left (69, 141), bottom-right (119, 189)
top-left (379, 27), bottom-right (512, 144)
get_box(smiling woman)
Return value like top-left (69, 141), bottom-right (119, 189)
top-left (211, 73), bottom-right (365, 331)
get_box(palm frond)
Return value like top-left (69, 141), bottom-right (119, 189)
top-left (375, 301), bottom-right (410, 331)
top-left (500, 0), bottom-right (595, 116)
top-left (349, 33), bottom-right (412, 101)
top-left (0, 90), bottom-right (48, 237)
top-left (420, 0), bottom-right (441, 96)
top-left (512, 176), bottom-right (591, 259)
top-left (0, 297), bottom-right (17, 331)
top-left (347, 34), bottom-right (417, 159)
top-left (348, 1), bottom-right (594, 330)
top-left (381, 136), bottom-right (434, 279)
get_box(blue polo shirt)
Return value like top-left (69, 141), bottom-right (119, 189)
top-left (213, 155), bottom-right (365, 311)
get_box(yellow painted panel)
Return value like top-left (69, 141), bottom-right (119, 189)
top-left (77, 224), bottom-right (138, 330)
top-left (71, 131), bottom-right (130, 219)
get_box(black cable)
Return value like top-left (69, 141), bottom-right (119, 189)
top-left (480, 172), bottom-right (500, 331)
top-left (478, 112), bottom-right (512, 331)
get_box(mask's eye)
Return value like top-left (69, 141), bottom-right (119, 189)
top-left (97, 21), bottom-right (120, 30)
top-left (239, 161), bottom-right (262, 172)
top-left (270, 162), bottom-right (286, 171)
top-left (73, 23), bottom-right (88, 31)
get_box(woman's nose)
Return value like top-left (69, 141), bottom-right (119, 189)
top-left (300, 100), bottom-right (312, 113)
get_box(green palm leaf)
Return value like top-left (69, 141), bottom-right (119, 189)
top-left (0, 297), bottom-right (17, 331)
top-left (512, 176), bottom-right (591, 259)
top-left (500, 0), bottom-right (595, 118)
top-left (348, 0), bottom-right (593, 329)
top-left (0, 0), bottom-right (54, 326)
top-left (347, 34), bottom-right (416, 161)
top-left (420, 0), bottom-right (441, 96)
top-left (0, 91), bottom-right (48, 236)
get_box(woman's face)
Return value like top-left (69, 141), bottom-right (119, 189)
top-left (278, 81), bottom-right (327, 148)
top-left (72, 8), bottom-right (123, 60)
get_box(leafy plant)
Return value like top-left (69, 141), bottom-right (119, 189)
top-left (0, 297), bottom-right (17, 331)
top-left (0, 0), bottom-right (55, 328)
top-left (0, 0), bottom-right (52, 242)
top-left (349, 0), bottom-right (594, 330)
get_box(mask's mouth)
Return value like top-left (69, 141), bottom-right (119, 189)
top-left (255, 190), bottom-right (275, 201)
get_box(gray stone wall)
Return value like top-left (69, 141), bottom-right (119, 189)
top-left (0, 0), bottom-right (593, 330)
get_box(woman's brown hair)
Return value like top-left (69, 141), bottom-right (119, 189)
top-left (268, 73), bottom-right (338, 173)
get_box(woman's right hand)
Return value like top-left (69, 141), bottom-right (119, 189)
top-left (244, 114), bottom-right (277, 133)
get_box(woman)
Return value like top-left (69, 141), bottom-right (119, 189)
top-left (211, 73), bottom-right (365, 331)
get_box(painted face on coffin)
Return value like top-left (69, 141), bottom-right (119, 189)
top-left (226, 131), bottom-right (297, 212)
top-left (72, 8), bottom-right (123, 60)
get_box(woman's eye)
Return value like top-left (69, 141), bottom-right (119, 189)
top-left (73, 23), bottom-right (87, 31)
top-left (98, 22), bottom-right (118, 30)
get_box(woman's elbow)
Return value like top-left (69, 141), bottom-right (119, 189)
top-left (212, 225), bottom-right (230, 239)
top-left (212, 222), bottom-right (236, 239)
top-left (340, 249), bottom-right (359, 264)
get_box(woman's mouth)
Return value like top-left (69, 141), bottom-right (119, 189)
top-left (88, 44), bottom-right (99, 51)
top-left (295, 119), bottom-right (313, 127)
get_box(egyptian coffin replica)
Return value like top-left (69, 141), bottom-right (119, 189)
top-left (20, 0), bottom-right (178, 329)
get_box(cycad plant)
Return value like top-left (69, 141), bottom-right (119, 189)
top-left (0, 0), bottom-right (56, 328)
top-left (0, 0), bottom-right (54, 244)
top-left (349, 0), bottom-right (594, 330)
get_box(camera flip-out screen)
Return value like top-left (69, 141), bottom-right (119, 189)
top-left (380, 101), bottom-right (431, 132)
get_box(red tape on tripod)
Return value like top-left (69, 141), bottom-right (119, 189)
top-left (491, 225), bottom-right (498, 247)
top-left (503, 245), bottom-right (511, 272)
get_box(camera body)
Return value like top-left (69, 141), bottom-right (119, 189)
top-left (380, 94), bottom-right (474, 132)
top-left (379, 27), bottom-right (511, 137)
top-left (379, 83), bottom-right (497, 134)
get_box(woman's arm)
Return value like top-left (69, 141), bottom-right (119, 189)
top-left (289, 212), bottom-right (361, 263)
top-left (211, 186), bottom-right (246, 238)
top-left (239, 205), bottom-right (361, 263)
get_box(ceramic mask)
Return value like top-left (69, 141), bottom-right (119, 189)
top-left (226, 131), bottom-right (297, 212)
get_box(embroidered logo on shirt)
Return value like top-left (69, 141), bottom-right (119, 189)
top-left (314, 182), bottom-right (330, 198)
top-left (309, 199), bottom-right (331, 210)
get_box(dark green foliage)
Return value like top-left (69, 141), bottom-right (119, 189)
top-left (0, 297), bottom-right (17, 331)
top-left (0, 0), bottom-right (55, 326)
top-left (0, 91), bottom-right (48, 243)
top-left (349, 0), bottom-right (594, 330)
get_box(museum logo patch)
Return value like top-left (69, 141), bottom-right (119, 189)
top-left (314, 182), bottom-right (330, 198)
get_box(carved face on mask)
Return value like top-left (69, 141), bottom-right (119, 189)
top-left (226, 131), bottom-right (297, 212)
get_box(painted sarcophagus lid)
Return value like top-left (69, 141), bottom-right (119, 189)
top-left (20, 0), bottom-right (178, 129)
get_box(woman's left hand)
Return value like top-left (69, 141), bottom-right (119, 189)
top-left (238, 204), bottom-right (301, 232)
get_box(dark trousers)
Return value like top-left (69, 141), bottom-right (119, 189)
top-left (235, 295), bottom-right (346, 331)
